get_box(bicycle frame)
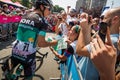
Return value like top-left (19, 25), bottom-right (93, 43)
top-left (0, 49), bottom-right (48, 80)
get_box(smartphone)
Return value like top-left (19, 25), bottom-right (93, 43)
top-left (98, 22), bottom-right (108, 43)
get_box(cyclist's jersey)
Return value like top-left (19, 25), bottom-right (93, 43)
top-left (12, 12), bottom-right (49, 56)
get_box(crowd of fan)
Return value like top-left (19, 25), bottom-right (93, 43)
top-left (0, 4), bottom-right (31, 41)
top-left (49, 6), bottom-right (120, 80)
top-left (0, 3), bottom-right (120, 79)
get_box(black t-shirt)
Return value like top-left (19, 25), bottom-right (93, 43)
top-left (64, 45), bottom-right (74, 57)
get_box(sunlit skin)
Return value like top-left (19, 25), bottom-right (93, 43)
top-left (49, 25), bottom-right (80, 61)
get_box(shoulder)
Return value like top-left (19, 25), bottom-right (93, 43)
top-left (26, 12), bottom-right (42, 22)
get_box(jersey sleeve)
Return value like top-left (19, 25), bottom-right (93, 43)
top-left (38, 31), bottom-right (46, 37)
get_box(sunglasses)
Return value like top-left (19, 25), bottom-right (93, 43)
top-left (44, 6), bottom-right (51, 11)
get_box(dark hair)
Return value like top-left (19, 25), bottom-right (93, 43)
top-left (2, 4), bottom-right (8, 8)
top-left (100, 15), bottom-right (104, 20)
top-left (69, 21), bottom-right (74, 27)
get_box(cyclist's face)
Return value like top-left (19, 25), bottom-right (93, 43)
top-left (44, 6), bottom-right (51, 17)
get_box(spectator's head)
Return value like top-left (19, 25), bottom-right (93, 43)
top-left (61, 10), bottom-right (67, 19)
top-left (57, 13), bottom-right (62, 21)
top-left (69, 21), bottom-right (74, 27)
top-left (34, 0), bottom-right (53, 17)
top-left (80, 12), bottom-right (88, 20)
top-left (3, 4), bottom-right (8, 8)
top-left (16, 8), bottom-right (21, 13)
top-left (69, 8), bottom-right (77, 17)
top-left (9, 6), bottom-right (14, 11)
top-left (0, 7), bottom-right (2, 13)
top-left (2, 4), bottom-right (8, 11)
top-left (102, 7), bottom-right (120, 33)
top-left (92, 18), bottom-right (99, 26)
top-left (68, 25), bottom-right (81, 41)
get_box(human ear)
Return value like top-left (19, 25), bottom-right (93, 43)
top-left (113, 16), bottom-right (119, 24)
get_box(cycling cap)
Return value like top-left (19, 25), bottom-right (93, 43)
top-left (34, 0), bottom-right (53, 9)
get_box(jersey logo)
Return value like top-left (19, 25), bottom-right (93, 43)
top-left (20, 19), bottom-right (35, 26)
top-left (29, 38), bottom-right (34, 42)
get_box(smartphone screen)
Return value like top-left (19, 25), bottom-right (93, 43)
top-left (98, 22), bottom-right (108, 43)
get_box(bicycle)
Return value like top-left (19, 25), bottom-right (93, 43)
top-left (0, 48), bottom-right (48, 80)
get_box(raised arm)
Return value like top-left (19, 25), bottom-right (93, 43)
top-left (76, 14), bottom-right (92, 57)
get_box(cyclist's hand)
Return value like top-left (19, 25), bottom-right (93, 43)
top-left (51, 40), bottom-right (58, 46)
top-left (65, 39), bottom-right (72, 44)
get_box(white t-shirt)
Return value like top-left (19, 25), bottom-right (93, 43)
top-left (66, 15), bottom-right (78, 24)
top-left (58, 22), bottom-right (68, 37)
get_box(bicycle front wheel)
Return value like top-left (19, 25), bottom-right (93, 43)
top-left (35, 56), bottom-right (43, 72)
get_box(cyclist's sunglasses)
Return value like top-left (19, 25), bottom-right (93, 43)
top-left (44, 6), bottom-right (51, 11)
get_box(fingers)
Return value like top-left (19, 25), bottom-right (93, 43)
top-left (118, 26), bottom-right (120, 37)
top-left (92, 38), bottom-right (100, 51)
top-left (106, 27), bottom-right (113, 46)
top-left (96, 34), bottom-right (106, 49)
top-left (90, 42), bottom-right (96, 54)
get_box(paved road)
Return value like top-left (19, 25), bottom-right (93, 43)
top-left (0, 32), bottom-right (61, 80)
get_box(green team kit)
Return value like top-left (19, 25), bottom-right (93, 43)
top-left (10, 12), bottom-right (49, 78)
top-left (12, 12), bottom-right (48, 58)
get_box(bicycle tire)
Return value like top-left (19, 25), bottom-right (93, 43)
top-left (33, 74), bottom-right (44, 80)
top-left (0, 55), bottom-right (12, 80)
top-left (35, 56), bottom-right (44, 72)
top-left (0, 50), bottom-right (47, 79)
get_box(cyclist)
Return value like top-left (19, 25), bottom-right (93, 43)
top-left (11, 0), bottom-right (57, 80)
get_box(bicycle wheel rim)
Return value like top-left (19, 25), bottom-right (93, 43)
top-left (35, 56), bottom-right (43, 72)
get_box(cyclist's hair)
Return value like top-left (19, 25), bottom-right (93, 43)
top-left (34, 0), bottom-right (53, 9)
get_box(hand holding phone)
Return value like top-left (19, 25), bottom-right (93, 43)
top-left (98, 22), bottom-right (108, 43)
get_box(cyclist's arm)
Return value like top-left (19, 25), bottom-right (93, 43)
top-left (37, 31), bottom-right (57, 47)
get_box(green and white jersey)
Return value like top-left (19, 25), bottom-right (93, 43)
top-left (12, 12), bottom-right (48, 56)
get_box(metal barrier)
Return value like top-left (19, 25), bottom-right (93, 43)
top-left (60, 54), bottom-right (83, 80)
top-left (0, 15), bottom-right (21, 39)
